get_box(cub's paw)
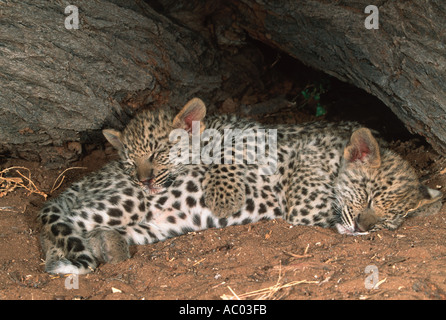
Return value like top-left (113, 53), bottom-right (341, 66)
top-left (88, 228), bottom-right (130, 264)
top-left (203, 167), bottom-right (245, 218)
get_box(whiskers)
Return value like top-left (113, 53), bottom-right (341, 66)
top-left (332, 195), bottom-right (367, 236)
top-left (332, 196), bottom-right (353, 229)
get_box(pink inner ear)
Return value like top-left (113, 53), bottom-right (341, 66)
top-left (184, 114), bottom-right (194, 133)
top-left (180, 114), bottom-right (193, 132)
top-left (350, 141), bottom-right (370, 162)
top-left (184, 112), bottom-right (203, 133)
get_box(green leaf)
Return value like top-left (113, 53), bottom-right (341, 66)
top-left (315, 103), bottom-right (327, 117)
top-left (301, 90), bottom-right (310, 100)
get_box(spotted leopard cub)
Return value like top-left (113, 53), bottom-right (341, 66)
top-left (107, 97), bottom-right (442, 235)
top-left (103, 98), bottom-right (256, 218)
top-left (38, 98), bottom-right (443, 274)
top-left (333, 128), bottom-right (443, 234)
top-left (105, 97), bottom-right (443, 231)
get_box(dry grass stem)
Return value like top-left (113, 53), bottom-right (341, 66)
top-left (283, 251), bottom-right (312, 259)
top-left (50, 167), bottom-right (87, 194)
top-left (1, 165), bottom-right (87, 200)
top-left (221, 263), bottom-right (318, 300)
top-left (283, 244), bottom-right (312, 259)
top-left (0, 166), bottom-right (47, 199)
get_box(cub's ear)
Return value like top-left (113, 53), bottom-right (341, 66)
top-left (172, 98), bottom-right (206, 134)
top-left (103, 129), bottom-right (124, 151)
top-left (343, 128), bottom-right (381, 168)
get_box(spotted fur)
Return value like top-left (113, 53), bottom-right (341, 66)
top-left (39, 98), bottom-right (443, 274)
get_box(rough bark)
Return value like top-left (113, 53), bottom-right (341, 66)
top-left (2, 0), bottom-right (446, 163)
top-left (228, 0), bottom-right (446, 155)
top-left (0, 0), bottom-right (223, 163)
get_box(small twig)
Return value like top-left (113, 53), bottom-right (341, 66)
top-left (211, 282), bottom-right (226, 289)
top-left (221, 262), bottom-right (318, 300)
top-left (283, 251), bottom-right (312, 259)
top-left (50, 167), bottom-right (87, 194)
top-left (192, 258), bottom-right (206, 266)
top-left (0, 166), bottom-right (47, 199)
top-left (304, 243), bottom-right (310, 255)
top-left (15, 170), bottom-right (47, 199)
top-left (226, 286), bottom-right (241, 300)
top-left (283, 244), bottom-right (312, 259)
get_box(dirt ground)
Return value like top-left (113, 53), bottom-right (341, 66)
top-left (1, 127), bottom-right (445, 300)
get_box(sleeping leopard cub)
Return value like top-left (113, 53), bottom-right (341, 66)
top-left (38, 98), bottom-right (442, 274)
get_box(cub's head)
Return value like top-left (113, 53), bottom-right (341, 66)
top-left (103, 98), bottom-right (207, 194)
top-left (334, 128), bottom-right (442, 235)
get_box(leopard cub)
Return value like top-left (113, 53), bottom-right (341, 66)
top-left (38, 98), bottom-right (443, 274)
top-left (104, 98), bottom-right (259, 218)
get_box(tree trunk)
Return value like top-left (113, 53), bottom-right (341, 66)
top-left (0, 0), bottom-right (223, 164)
top-left (228, 0), bottom-right (446, 155)
top-left (2, 0), bottom-right (446, 163)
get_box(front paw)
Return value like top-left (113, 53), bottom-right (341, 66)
top-left (88, 229), bottom-right (130, 264)
top-left (204, 186), bottom-right (245, 218)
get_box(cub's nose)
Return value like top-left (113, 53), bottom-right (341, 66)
top-left (355, 209), bottom-right (379, 232)
top-left (140, 177), bottom-right (155, 186)
top-left (136, 166), bottom-right (154, 184)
